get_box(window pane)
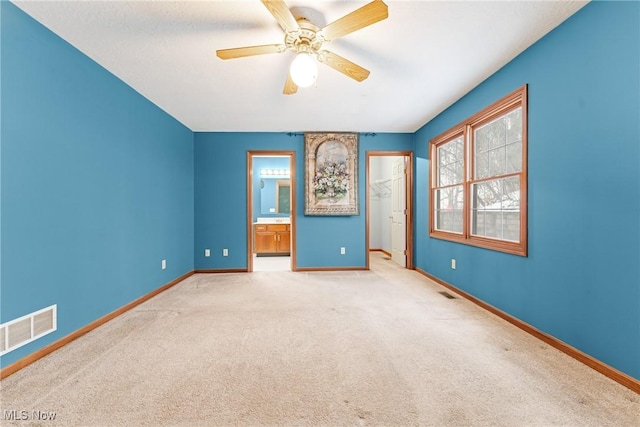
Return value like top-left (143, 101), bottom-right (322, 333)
top-left (476, 129), bottom-right (489, 154)
top-left (436, 186), bottom-right (464, 210)
top-left (481, 118), bottom-right (506, 150)
top-left (506, 141), bottom-right (522, 174)
top-left (475, 107), bottom-right (523, 178)
top-left (475, 152), bottom-right (489, 179)
top-left (437, 136), bottom-right (464, 186)
top-left (438, 161), bottom-right (463, 186)
top-left (471, 176), bottom-right (520, 241)
top-left (506, 108), bottom-right (522, 144)
top-left (488, 146), bottom-right (506, 176)
top-left (503, 175), bottom-right (520, 199)
top-left (434, 186), bottom-right (463, 233)
top-left (502, 211), bottom-right (520, 241)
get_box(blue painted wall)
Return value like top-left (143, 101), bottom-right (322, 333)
top-left (413, 1), bottom-right (640, 380)
top-left (0, 3), bottom-right (194, 367)
top-left (194, 132), bottom-right (413, 270)
top-left (3, 0), bottom-right (637, 384)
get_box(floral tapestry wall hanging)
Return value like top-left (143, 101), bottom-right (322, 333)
top-left (305, 132), bottom-right (359, 216)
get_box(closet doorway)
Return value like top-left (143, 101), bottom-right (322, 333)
top-left (246, 151), bottom-right (296, 272)
top-left (366, 151), bottom-right (414, 269)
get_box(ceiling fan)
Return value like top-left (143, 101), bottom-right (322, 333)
top-left (216, 0), bottom-right (389, 94)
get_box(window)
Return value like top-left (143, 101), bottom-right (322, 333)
top-left (430, 85), bottom-right (527, 256)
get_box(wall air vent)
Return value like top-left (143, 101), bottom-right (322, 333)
top-left (0, 305), bottom-right (57, 356)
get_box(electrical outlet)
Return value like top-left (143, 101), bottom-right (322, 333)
top-left (451, 259), bottom-right (456, 269)
top-left (205, 249), bottom-right (210, 257)
top-left (340, 247), bottom-right (346, 255)
top-left (223, 248), bottom-right (228, 257)
top-left (162, 259), bottom-right (167, 270)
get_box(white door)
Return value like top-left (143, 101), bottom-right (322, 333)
top-left (391, 157), bottom-right (407, 267)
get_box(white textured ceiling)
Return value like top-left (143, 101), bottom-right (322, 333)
top-left (13, 0), bottom-right (588, 133)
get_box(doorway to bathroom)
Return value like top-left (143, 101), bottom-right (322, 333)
top-left (247, 151), bottom-right (296, 272)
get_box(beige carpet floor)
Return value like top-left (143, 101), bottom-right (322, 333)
top-left (1, 253), bottom-right (638, 426)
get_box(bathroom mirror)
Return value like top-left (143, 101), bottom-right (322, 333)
top-left (260, 179), bottom-right (290, 214)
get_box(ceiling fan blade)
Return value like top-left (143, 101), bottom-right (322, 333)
top-left (320, 0), bottom-right (388, 42)
top-left (317, 50), bottom-right (370, 82)
top-left (216, 44), bottom-right (286, 60)
top-left (261, 0), bottom-right (300, 33)
top-left (283, 73), bottom-right (298, 95)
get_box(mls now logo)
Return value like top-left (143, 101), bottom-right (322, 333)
top-left (3, 409), bottom-right (57, 421)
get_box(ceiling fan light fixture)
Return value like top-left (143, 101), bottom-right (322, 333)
top-left (289, 52), bottom-right (317, 88)
top-left (217, 0), bottom-right (388, 94)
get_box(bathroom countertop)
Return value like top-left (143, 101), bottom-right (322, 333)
top-left (254, 218), bottom-right (290, 225)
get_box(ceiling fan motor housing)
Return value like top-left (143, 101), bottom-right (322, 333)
top-left (285, 18), bottom-right (324, 55)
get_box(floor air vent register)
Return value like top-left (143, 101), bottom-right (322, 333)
top-left (438, 291), bottom-right (457, 299)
